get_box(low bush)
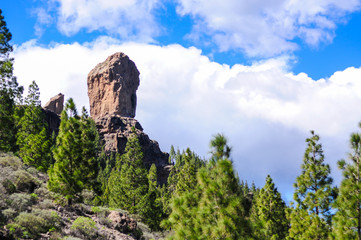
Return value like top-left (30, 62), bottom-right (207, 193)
top-left (14, 170), bottom-right (38, 192)
top-left (9, 193), bottom-right (34, 212)
top-left (70, 216), bottom-right (99, 239)
top-left (0, 154), bottom-right (22, 170)
top-left (7, 209), bottom-right (61, 239)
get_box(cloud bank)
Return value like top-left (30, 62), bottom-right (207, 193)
top-left (34, 0), bottom-right (361, 57)
top-left (177, 0), bottom-right (361, 56)
top-left (13, 37), bottom-right (361, 199)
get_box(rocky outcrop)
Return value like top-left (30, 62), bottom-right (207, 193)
top-left (95, 114), bottom-right (170, 185)
top-left (87, 52), bottom-right (140, 119)
top-left (43, 93), bottom-right (64, 115)
top-left (107, 211), bottom-right (137, 233)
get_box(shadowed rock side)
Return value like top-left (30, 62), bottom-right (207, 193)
top-left (43, 93), bottom-right (64, 115)
top-left (95, 114), bottom-right (171, 185)
top-left (87, 52), bottom-right (140, 119)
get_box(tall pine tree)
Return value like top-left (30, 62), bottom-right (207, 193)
top-left (106, 132), bottom-right (148, 213)
top-left (166, 134), bottom-right (251, 239)
top-left (0, 9), bottom-right (23, 152)
top-left (139, 164), bottom-right (164, 230)
top-left (288, 130), bottom-right (336, 239)
top-left (17, 81), bottom-right (52, 171)
top-left (250, 175), bottom-right (289, 240)
top-left (48, 99), bottom-right (99, 204)
top-left (333, 124), bottom-right (361, 240)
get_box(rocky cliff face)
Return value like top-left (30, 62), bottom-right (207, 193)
top-left (89, 53), bottom-right (170, 185)
top-left (87, 52), bottom-right (139, 119)
top-left (43, 93), bottom-right (64, 115)
top-left (43, 93), bottom-right (64, 136)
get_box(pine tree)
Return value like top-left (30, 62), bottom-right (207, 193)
top-left (166, 134), bottom-right (251, 239)
top-left (139, 164), bottom-right (164, 230)
top-left (209, 133), bottom-right (231, 162)
top-left (79, 107), bottom-right (100, 192)
top-left (106, 133), bottom-right (148, 213)
top-left (250, 175), bottom-right (289, 240)
top-left (48, 99), bottom-right (99, 205)
top-left (288, 130), bottom-right (336, 239)
top-left (174, 148), bottom-right (198, 196)
top-left (16, 81), bottom-right (51, 171)
top-left (0, 10), bottom-right (23, 152)
top-left (333, 124), bottom-right (361, 240)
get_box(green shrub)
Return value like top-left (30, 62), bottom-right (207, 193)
top-left (2, 179), bottom-right (16, 193)
top-left (34, 184), bottom-right (51, 199)
top-left (81, 189), bottom-right (95, 205)
top-left (2, 208), bottom-right (17, 220)
top-left (7, 209), bottom-right (61, 239)
top-left (91, 206), bottom-right (109, 216)
top-left (0, 154), bottom-right (22, 170)
top-left (70, 216), bottom-right (98, 239)
top-left (38, 199), bottom-right (54, 209)
top-left (9, 193), bottom-right (34, 212)
top-left (14, 170), bottom-right (38, 192)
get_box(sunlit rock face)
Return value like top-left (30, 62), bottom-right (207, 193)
top-left (87, 52), bottom-right (140, 119)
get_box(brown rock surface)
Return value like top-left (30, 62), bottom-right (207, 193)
top-left (95, 114), bottom-right (170, 185)
top-left (108, 211), bottom-right (137, 233)
top-left (87, 52), bottom-right (140, 119)
top-left (43, 93), bottom-right (64, 115)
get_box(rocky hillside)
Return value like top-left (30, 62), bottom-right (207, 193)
top-left (0, 152), bottom-right (168, 240)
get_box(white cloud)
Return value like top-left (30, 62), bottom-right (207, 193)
top-left (40, 0), bottom-right (161, 41)
top-left (13, 38), bottom-right (361, 198)
top-left (176, 0), bottom-right (361, 57)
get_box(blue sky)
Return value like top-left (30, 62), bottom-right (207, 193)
top-left (3, 0), bottom-right (361, 201)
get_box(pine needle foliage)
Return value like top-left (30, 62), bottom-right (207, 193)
top-left (106, 132), bottom-right (148, 213)
top-left (250, 175), bottom-right (289, 240)
top-left (166, 134), bottom-right (251, 239)
top-left (17, 81), bottom-right (52, 172)
top-left (48, 99), bottom-right (99, 205)
top-left (333, 124), bottom-right (361, 240)
top-left (0, 10), bottom-right (23, 152)
top-left (288, 130), bottom-right (336, 239)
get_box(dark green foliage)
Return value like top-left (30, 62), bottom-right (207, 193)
top-left (48, 99), bottom-right (99, 205)
top-left (97, 150), bottom-right (118, 196)
top-left (166, 134), bottom-right (251, 239)
top-left (139, 164), bottom-right (164, 230)
top-left (17, 81), bottom-right (52, 172)
top-left (209, 133), bottom-right (231, 162)
top-left (164, 147), bottom-right (205, 215)
top-left (288, 131), bottom-right (336, 239)
top-left (250, 175), bottom-right (289, 240)
top-left (106, 133), bottom-right (148, 213)
top-left (174, 149), bottom-right (198, 196)
top-left (0, 10), bottom-right (23, 153)
top-left (240, 181), bottom-right (259, 217)
top-left (333, 124), bottom-right (361, 240)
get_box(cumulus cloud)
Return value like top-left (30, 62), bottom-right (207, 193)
top-left (13, 38), bottom-right (361, 199)
top-left (38, 0), bottom-right (161, 41)
top-left (176, 0), bottom-right (361, 57)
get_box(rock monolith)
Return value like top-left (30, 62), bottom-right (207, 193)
top-left (87, 52), bottom-right (140, 119)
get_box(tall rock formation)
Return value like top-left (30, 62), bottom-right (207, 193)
top-left (43, 93), bottom-right (64, 115)
top-left (88, 53), bottom-right (170, 184)
top-left (87, 52), bottom-right (139, 119)
top-left (43, 93), bottom-right (64, 135)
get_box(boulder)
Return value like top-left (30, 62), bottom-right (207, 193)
top-left (108, 211), bottom-right (137, 233)
top-left (87, 52), bottom-right (139, 119)
top-left (43, 93), bottom-right (64, 115)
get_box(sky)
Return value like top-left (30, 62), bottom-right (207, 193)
top-left (3, 0), bottom-right (361, 201)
